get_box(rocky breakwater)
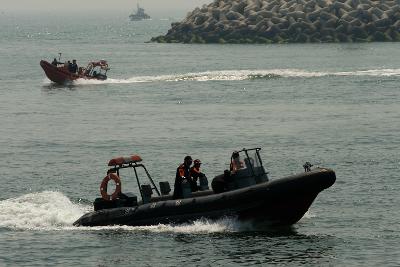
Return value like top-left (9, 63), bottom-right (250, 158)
top-left (152, 0), bottom-right (400, 43)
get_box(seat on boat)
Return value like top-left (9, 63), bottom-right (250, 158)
top-left (159, 181), bottom-right (171, 195)
top-left (141, 184), bottom-right (153, 204)
top-left (93, 192), bottom-right (138, 211)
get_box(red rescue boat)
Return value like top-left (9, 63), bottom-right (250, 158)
top-left (40, 59), bottom-right (110, 85)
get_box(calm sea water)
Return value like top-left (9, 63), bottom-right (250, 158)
top-left (0, 13), bottom-right (399, 266)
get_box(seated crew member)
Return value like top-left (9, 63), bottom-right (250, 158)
top-left (230, 151), bottom-right (244, 174)
top-left (173, 155), bottom-right (193, 199)
top-left (190, 159), bottom-right (204, 192)
top-left (78, 67), bottom-right (84, 75)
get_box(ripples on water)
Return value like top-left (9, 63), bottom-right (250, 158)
top-left (0, 15), bottom-right (399, 266)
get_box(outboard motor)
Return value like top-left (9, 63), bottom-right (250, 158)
top-left (141, 184), bottom-right (153, 204)
top-left (159, 181), bottom-right (171, 195)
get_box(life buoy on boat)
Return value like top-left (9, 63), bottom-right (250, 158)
top-left (100, 173), bottom-right (121, 201)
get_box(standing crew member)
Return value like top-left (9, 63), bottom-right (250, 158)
top-left (66, 60), bottom-right (72, 72)
top-left (173, 156), bottom-right (193, 199)
top-left (51, 58), bottom-right (60, 66)
top-left (70, 59), bottom-right (78, 73)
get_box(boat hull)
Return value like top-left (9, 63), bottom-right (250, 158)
top-left (73, 168), bottom-right (336, 227)
top-left (40, 60), bottom-right (106, 85)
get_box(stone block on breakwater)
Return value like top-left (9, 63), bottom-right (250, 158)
top-left (151, 0), bottom-right (400, 43)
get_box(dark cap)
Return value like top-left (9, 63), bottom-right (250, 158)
top-left (184, 155), bottom-right (192, 161)
top-left (194, 159), bottom-right (201, 165)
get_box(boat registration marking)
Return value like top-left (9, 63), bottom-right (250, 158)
top-left (175, 200), bottom-right (181, 206)
top-left (150, 203), bottom-right (157, 209)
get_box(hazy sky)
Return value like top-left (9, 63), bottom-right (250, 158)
top-left (0, 0), bottom-right (212, 17)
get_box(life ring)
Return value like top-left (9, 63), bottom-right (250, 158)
top-left (100, 173), bottom-right (121, 201)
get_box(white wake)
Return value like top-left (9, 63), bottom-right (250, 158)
top-left (42, 68), bottom-right (400, 86)
top-left (0, 191), bottom-right (249, 232)
top-left (0, 191), bottom-right (87, 230)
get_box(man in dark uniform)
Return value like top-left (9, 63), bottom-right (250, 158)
top-left (70, 59), bottom-right (78, 73)
top-left (52, 58), bottom-right (61, 66)
top-left (173, 155), bottom-right (192, 199)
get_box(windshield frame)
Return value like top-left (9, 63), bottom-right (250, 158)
top-left (230, 148), bottom-right (264, 177)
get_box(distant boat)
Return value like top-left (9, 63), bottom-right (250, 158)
top-left (129, 4), bottom-right (150, 21)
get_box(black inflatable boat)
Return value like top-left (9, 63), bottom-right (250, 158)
top-left (73, 148), bottom-right (336, 227)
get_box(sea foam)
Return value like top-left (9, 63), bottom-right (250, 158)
top-left (0, 191), bottom-right (87, 230)
top-left (64, 68), bottom-right (400, 85)
top-left (0, 191), bottom-right (252, 233)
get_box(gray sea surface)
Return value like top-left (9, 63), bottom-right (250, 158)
top-left (0, 14), bottom-right (399, 266)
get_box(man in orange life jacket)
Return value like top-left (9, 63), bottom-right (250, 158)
top-left (173, 155), bottom-right (193, 199)
top-left (190, 159), bottom-right (204, 192)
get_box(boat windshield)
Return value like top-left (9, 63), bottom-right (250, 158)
top-left (247, 151), bottom-right (262, 169)
top-left (84, 61), bottom-right (109, 77)
top-left (232, 148), bottom-right (264, 172)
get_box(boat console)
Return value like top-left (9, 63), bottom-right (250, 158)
top-left (212, 148), bottom-right (269, 193)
